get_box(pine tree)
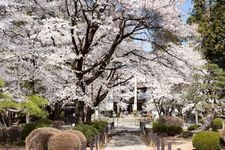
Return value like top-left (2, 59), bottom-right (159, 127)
top-left (189, 0), bottom-right (225, 69)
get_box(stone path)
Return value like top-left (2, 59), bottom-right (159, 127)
top-left (104, 117), bottom-right (148, 150)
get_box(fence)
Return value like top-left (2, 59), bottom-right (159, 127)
top-left (140, 122), bottom-right (175, 150)
top-left (87, 122), bottom-right (113, 150)
top-left (0, 122), bottom-right (114, 150)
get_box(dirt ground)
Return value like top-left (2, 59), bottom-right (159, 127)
top-left (148, 137), bottom-right (193, 150)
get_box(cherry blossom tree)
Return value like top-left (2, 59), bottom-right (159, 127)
top-left (0, 0), bottom-right (197, 122)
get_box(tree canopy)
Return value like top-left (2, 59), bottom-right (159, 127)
top-left (189, 0), bottom-right (225, 69)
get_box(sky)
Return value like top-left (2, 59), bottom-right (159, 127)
top-left (181, 0), bottom-right (193, 22)
top-left (142, 0), bottom-right (193, 52)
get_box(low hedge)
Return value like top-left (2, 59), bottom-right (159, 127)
top-left (74, 124), bottom-right (98, 141)
top-left (89, 121), bottom-right (108, 132)
top-left (187, 124), bottom-right (201, 131)
top-left (152, 122), bottom-right (168, 134)
top-left (192, 131), bottom-right (220, 150)
top-left (20, 118), bottom-right (52, 141)
top-left (167, 126), bottom-right (182, 136)
top-left (152, 122), bottom-right (182, 136)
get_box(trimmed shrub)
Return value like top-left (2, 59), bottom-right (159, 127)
top-left (187, 124), bottom-right (201, 131)
top-left (167, 126), bottom-right (182, 136)
top-left (158, 116), bottom-right (184, 127)
top-left (220, 129), bottom-right (225, 141)
top-left (21, 123), bottom-right (38, 141)
top-left (52, 120), bottom-right (65, 130)
top-left (192, 131), bottom-right (220, 150)
top-left (0, 128), bottom-right (6, 142)
top-left (152, 122), bottom-right (168, 134)
top-left (21, 119), bottom-right (51, 142)
top-left (36, 118), bottom-right (52, 126)
top-left (74, 124), bottom-right (98, 141)
top-left (5, 125), bottom-right (22, 142)
top-left (48, 132), bottom-right (82, 150)
top-left (212, 118), bottom-right (224, 131)
top-left (65, 130), bottom-right (87, 150)
top-left (25, 127), bottom-right (61, 150)
top-left (152, 122), bottom-right (183, 136)
top-left (181, 131), bottom-right (194, 138)
top-left (89, 121), bottom-right (108, 132)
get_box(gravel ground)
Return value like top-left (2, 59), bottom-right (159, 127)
top-left (0, 144), bottom-right (24, 150)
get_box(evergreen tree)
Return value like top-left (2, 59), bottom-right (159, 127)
top-left (184, 63), bottom-right (225, 130)
top-left (189, 0), bottom-right (225, 69)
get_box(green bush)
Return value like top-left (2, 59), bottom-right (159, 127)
top-left (20, 119), bottom-right (51, 141)
top-left (20, 123), bottom-right (38, 141)
top-left (192, 131), bottom-right (220, 150)
top-left (199, 118), bottom-right (205, 124)
top-left (152, 122), bottom-right (168, 134)
top-left (89, 121), bottom-right (108, 132)
top-left (152, 122), bottom-right (183, 136)
top-left (212, 118), bottom-right (224, 131)
top-left (167, 126), bottom-right (182, 136)
top-left (74, 124), bottom-right (98, 141)
top-left (187, 124), bottom-right (201, 131)
top-left (182, 131), bottom-right (194, 138)
top-left (36, 118), bottom-right (52, 126)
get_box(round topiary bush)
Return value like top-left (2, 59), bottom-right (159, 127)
top-left (25, 127), bottom-right (61, 150)
top-left (48, 132), bottom-right (82, 150)
top-left (212, 118), bottom-right (224, 131)
top-left (192, 131), bottom-right (220, 150)
top-left (220, 129), bottom-right (225, 141)
top-left (74, 124), bottom-right (98, 141)
top-left (65, 130), bottom-right (87, 150)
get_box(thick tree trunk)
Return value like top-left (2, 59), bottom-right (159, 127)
top-left (200, 111), bottom-right (216, 130)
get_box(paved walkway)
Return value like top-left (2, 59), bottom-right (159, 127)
top-left (104, 117), bottom-right (148, 150)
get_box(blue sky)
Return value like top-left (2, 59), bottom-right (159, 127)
top-left (181, 0), bottom-right (193, 22)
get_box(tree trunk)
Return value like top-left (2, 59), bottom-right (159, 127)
top-left (53, 102), bottom-right (62, 120)
top-left (85, 106), bottom-right (94, 123)
top-left (8, 111), bottom-right (13, 127)
top-left (75, 101), bottom-right (85, 123)
top-left (200, 110), bottom-right (216, 130)
top-left (0, 112), bottom-right (7, 127)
